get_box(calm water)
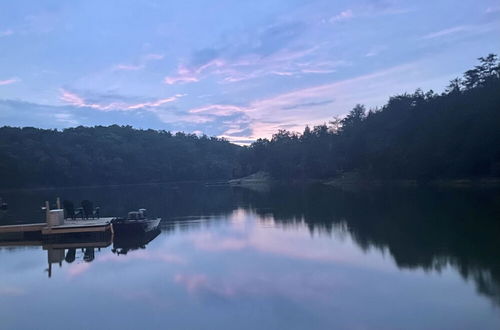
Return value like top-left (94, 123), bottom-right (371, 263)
top-left (0, 183), bottom-right (499, 330)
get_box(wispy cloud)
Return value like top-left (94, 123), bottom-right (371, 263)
top-left (113, 53), bottom-right (165, 72)
top-left (54, 113), bottom-right (79, 125)
top-left (113, 64), bottom-right (144, 71)
top-left (144, 53), bottom-right (164, 61)
top-left (0, 78), bottom-right (20, 86)
top-left (365, 45), bottom-right (387, 57)
top-left (164, 65), bottom-right (201, 85)
top-left (330, 9), bottom-right (354, 23)
top-left (164, 59), bottom-right (225, 84)
top-left (420, 23), bottom-right (496, 40)
top-left (485, 6), bottom-right (500, 14)
top-left (59, 89), bottom-right (183, 111)
top-left (324, 3), bottom-right (411, 24)
top-left (162, 21), bottom-right (329, 85)
top-left (180, 63), bottom-right (422, 143)
top-left (167, 46), bottom-right (342, 85)
top-left (189, 104), bottom-right (245, 116)
top-left (282, 99), bottom-right (334, 110)
top-left (0, 29), bottom-right (13, 37)
top-left (421, 26), bottom-right (469, 39)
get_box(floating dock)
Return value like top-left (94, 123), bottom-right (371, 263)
top-left (0, 199), bottom-right (113, 242)
top-left (0, 218), bottom-right (113, 234)
top-left (0, 218), bottom-right (113, 236)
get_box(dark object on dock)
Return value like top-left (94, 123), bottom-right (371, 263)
top-left (94, 206), bottom-right (100, 219)
top-left (81, 200), bottom-right (93, 219)
top-left (111, 209), bottom-right (161, 235)
top-left (63, 200), bottom-right (75, 219)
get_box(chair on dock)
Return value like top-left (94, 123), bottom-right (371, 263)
top-left (63, 200), bottom-right (76, 220)
top-left (81, 200), bottom-right (93, 219)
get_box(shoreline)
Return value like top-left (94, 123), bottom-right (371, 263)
top-left (324, 177), bottom-right (500, 188)
top-left (1, 176), bottom-right (499, 192)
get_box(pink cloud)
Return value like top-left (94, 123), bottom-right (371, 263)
top-left (164, 75), bottom-right (199, 85)
top-left (0, 78), bottom-right (20, 86)
top-left (112, 53), bottom-right (164, 72)
top-left (185, 214), bottom-right (397, 272)
top-left (164, 60), bottom-right (225, 85)
top-left (0, 286), bottom-right (25, 296)
top-left (174, 273), bottom-right (236, 297)
top-left (330, 9), bottom-right (354, 23)
top-left (188, 104), bottom-right (245, 116)
top-left (0, 29), bottom-right (13, 37)
top-left (59, 89), bottom-right (183, 111)
top-left (201, 62), bottom-right (419, 141)
top-left (174, 273), bottom-right (208, 293)
top-left (144, 53), bottom-right (164, 61)
top-left (421, 26), bottom-right (469, 39)
top-left (98, 249), bottom-right (187, 265)
top-left (173, 270), bottom-right (345, 302)
top-left (67, 262), bottom-right (91, 278)
top-left (192, 233), bottom-right (248, 252)
top-left (164, 46), bottom-right (335, 85)
top-left (126, 95), bottom-right (184, 109)
top-left (113, 64), bottom-right (144, 71)
top-left (60, 89), bottom-right (86, 106)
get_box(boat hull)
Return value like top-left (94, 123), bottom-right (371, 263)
top-left (111, 218), bottom-right (160, 235)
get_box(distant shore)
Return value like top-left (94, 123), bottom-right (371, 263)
top-left (324, 177), bottom-right (500, 188)
top-left (229, 171), bottom-right (500, 189)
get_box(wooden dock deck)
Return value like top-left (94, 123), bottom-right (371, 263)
top-left (0, 218), bottom-right (113, 238)
top-left (42, 218), bottom-right (113, 235)
top-left (0, 223), bottom-right (46, 233)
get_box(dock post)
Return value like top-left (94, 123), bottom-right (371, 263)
top-left (56, 197), bottom-right (61, 209)
top-left (45, 201), bottom-right (50, 227)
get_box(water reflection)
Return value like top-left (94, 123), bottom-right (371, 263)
top-left (0, 183), bottom-right (499, 329)
top-left (239, 184), bottom-right (500, 306)
top-left (112, 229), bottom-right (161, 255)
top-left (1, 229), bottom-right (162, 278)
top-left (45, 245), bottom-right (104, 277)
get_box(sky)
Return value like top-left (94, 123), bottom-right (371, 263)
top-left (0, 0), bottom-right (499, 143)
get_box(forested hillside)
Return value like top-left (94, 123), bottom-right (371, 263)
top-left (0, 126), bottom-right (240, 188)
top-left (1, 55), bottom-right (499, 188)
top-left (240, 54), bottom-right (500, 181)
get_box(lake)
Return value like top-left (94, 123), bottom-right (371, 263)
top-left (0, 183), bottom-right (499, 330)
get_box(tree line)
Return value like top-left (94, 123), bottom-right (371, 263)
top-left (0, 54), bottom-right (499, 188)
top-left (0, 126), bottom-right (240, 188)
top-left (238, 54), bottom-right (500, 181)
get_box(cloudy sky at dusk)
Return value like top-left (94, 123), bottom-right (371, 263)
top-left (0, 0), bottom-right (499, 143)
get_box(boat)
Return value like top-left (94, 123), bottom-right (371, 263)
top-left (111, 209), bottom-right (161, 235)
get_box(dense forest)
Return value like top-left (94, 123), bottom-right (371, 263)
top-left (0, 127), bottom-right (240, 187)
top-left (0, 54), bottom-right (499, 188)
top-left (239, 54), bottom-right (500, 181)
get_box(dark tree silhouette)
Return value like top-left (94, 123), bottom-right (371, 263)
top-left (241, 54), bottom-right (500, 181)
top-left (0, 54), bottom-right (499, 187)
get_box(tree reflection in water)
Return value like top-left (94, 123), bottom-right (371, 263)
top-left (1, 182), bottom-right (498, 305)
top-left (233, 184), bottom-right (500, 306)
